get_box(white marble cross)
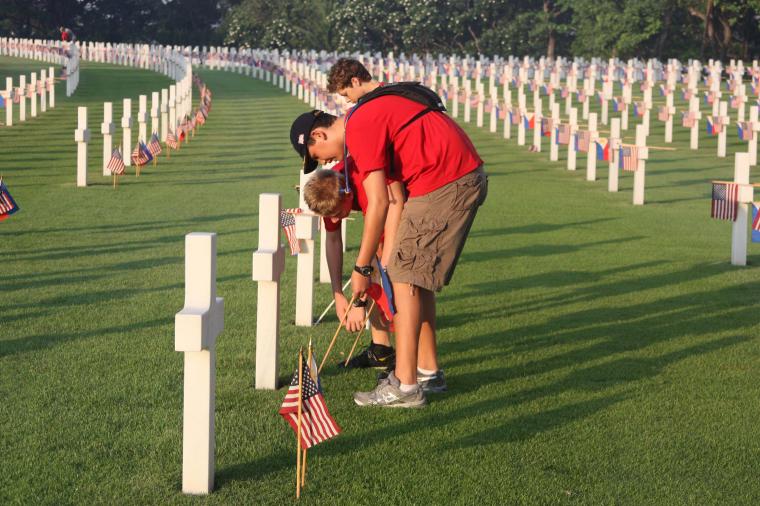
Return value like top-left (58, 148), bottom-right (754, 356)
top-left (19, 75), bottom-right (26, 122)
top-left (122, 98), bottom-right (132, 166)
top-left (30, 72), bottom-right (37, 118)
top-left (160, 88), bottom-right (169, 141)
top-left (586, 113), bottom-right (599, 181)
top-left (567, 108), bottom-right (578, 171)
top-left (296, 171), bottom-right (319, 326)
top-left (688, 96), bottom-right (702, 150)
top-left (39, 69), bottom-right (47, 113)
top-left (608, 118), bottom-right (622, 192)
top-left (4, 77), bottom-right (13, 126)
top-left (717, 101), bottom-right (730, 158)
top-left (175, 232), bottom-right (224, 495)
top-left (75, 106), bottom-right (90, 187)
top-left (101, 102), bottom-right (115, 176)
top-left (252, 194), bottom-right (286, 389)
top-left (632, 124), bottom-right (650, 205)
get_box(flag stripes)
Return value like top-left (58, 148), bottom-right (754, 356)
top-left (281, 208), bottom-right (301, 255)
top-left (711, 182), bottom-right (739, 221)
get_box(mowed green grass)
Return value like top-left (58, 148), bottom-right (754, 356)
top-left (1, 55), bottom-right (760, 505)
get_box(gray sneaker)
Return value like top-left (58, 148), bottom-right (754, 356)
top-left (417, 369), bottom-right (447, 393)
top-left (354, 372), bottom-right (427, 408)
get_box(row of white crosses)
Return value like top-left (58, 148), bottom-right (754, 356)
top-left (75, 48), bottom-right (192, 187)
top-left (0, 37), bottom-right (69, 65)
top-left (0, 38), bottom-right (84, 98)
top-left (2, 66), bottom-right (57, 126)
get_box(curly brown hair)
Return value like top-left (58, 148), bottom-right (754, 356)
top-left (327, 58), bottom-right (372, 93)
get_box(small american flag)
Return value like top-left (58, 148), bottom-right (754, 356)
top-left (148, 133), bottom-right (162, 156)
top-left (575, 130), bottom-right (591, 153)
top-left (618, 146), bottom-right (639, 172)
top-left (279, 354), bottom-right (341, 449)
top-left (510, 108), bottom-right (520, 125)
top-left (106, 148), bottom-right (126, 175)
top-left (0, 180), bottom-right (20, 219)
top-left (131, 142), bottom-right (153, 166)
top-left (737, 121), bottom-right (754, 141)
top-left (195, 109), bottom-right (205, 126)
top-left (711, 182), bottom-right (738, 221)
top-left (166, 131), bottom-right (178, 149)
top-left (682, 111), bottom-right (696, 128)
top-left (281, 208), bottom-right (301, 255)
top-left (633, 102), bottom-right (645, 117)
top-left (658, 106), bottom-right (669, 122)
top-left (13, 88), bottom-right (20, 104)
top-left (556, 124), bottom-right (571, 145)
top-left (752, 202), bottom-right (760, 232)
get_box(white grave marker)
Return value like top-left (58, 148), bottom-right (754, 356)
top-left (4, 77), bottom-right (12, 126)
top-left (122, 98), bottom-right (132, 166)
top-left (175, 232), bottom-right (224, 495)
top-left (101, 102), bottom-right (115, 176)
top-left (295, 171), bottom-right (318, 326)
top-left (252, 194), bottom-right (286, 389)
top-left (608, 118), bottom-right (621, 192)
top-left (75, 107), bottom-right (90, 187)
top-left (632, 124), bottom-right (649, 205)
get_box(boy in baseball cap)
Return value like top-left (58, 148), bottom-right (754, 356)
top-left (290, 91), bottom-right (487, 407)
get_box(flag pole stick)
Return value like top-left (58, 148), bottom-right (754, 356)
top-left (112, 174), bottom-right (115, 189)
top-left (318, 294), bottom-right (356, 374)
top-left (315, 279), bottom-right (352, 326)
top-left (301, 345), bottom-right (313, 489)
top-left (296, 347), bottom-right (304, 499)
top-left (344, 301), bottom-right (375, 367)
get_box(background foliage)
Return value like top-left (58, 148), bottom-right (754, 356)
top-left (1, 0), bottom-right (760, 60)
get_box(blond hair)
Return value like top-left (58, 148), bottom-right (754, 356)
top-left (303, 169), bottom-right (346, 216)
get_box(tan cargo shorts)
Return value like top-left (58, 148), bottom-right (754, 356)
top-left (386, 166), bottom-right (488, 292)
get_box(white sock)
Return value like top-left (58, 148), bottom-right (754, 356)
top-left (399, 383), bottom-right (418, 393)
top-left (417, 367), bottom-right (437, 376)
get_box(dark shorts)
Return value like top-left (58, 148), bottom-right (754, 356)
top-left (386, 166), bottom-right (488, 292)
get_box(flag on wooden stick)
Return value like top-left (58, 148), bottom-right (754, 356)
top-left (106, 147), bottom-right (126, 175)
top-left (711, 182), bottom-right (739, 221)
top-left (279, 353), bottom-right (341, 450)
top-left (148, 133), bottom-right (162, 156)
top-left (0, 179), bottom-right (20, 220)
top-left (131, 141), bottom-right (153, 166)
top-left (166, 131), bottom-right (179, 149)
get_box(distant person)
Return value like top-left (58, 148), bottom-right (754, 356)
top-left (59, 27), bottom-right (75, 43)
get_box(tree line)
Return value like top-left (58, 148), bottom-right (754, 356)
top-left (2, 0), bottom-right (759, 61)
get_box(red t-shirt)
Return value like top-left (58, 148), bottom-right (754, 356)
top-left (322, 157), bottom-right (395, 233)
top-left (345, 95), bottom-right (482, 198)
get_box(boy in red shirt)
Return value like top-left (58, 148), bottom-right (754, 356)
top-left (290, 83), bottom-right (487, 408)
top-left (321, 154), bottom-right (402, 369)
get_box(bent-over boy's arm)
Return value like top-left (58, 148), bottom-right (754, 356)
top-left (352, 170), bottom-right (389, 296)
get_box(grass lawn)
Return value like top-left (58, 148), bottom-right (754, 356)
top-left (1, 55), bottom-right (760, 505)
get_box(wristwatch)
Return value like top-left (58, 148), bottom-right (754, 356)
top-left (352, 298), bottom-right (368, 308)
top-left (354, 264), bottom-right (374, 277)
